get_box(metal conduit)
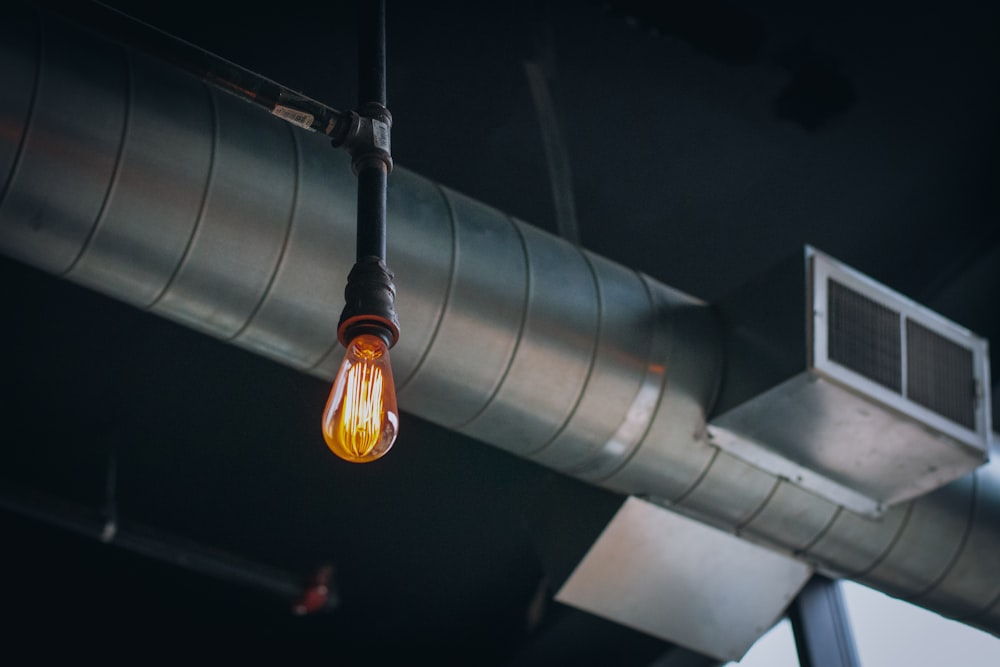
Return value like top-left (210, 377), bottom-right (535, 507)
top-left (2, 4), bottom-right (998, 637)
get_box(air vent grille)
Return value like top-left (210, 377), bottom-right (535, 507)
top-left (907, 319), bottom-right (976, 429)
top-left (824, 274), bottom-right (982, 435)
top-left (710, 247), bottom-right (989, 515)
top-left (710, 248), bottom-right (989, 516)
top-left (827, 279), bottom-right (901, 393)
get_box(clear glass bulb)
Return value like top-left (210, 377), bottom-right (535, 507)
top-left (321, 333), bottom-right (399, 463)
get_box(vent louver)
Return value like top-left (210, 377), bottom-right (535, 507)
top-left (826, 279), bottom-right (978, 431)
top-left (709, 247), bottom-right (991, 516)
top-left (827, 279), bottom-right (901, 393)
top-left (906, 318), bottom-right (976, 430)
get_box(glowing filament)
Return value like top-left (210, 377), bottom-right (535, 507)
top-left (337, 360), bottom-right (384, 457)
top-left (322, 334), bottom-right (398, 463)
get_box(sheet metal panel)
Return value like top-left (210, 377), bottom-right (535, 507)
top-left (150, 89), bottom-right (295, 338)
top-left (740, 481), bottom-right (838, 552)
top-left (675, 451), bottom-right (777, 527)
top-left (459, 220), bottom-right (599, 454)
top-left (232, 138), bottom-right (355, 369)
top-left (857, 474), bottom-right (973, 600)
top-left (531, 252), bottom-right (654, 474)
top-left (556, 497), bottom-right (812, 662)
top-left (67, 51), bottom-right (212, 310)
top-left (0, 13), bottom-right (125, 274)
top-left (805, 503), bottom-right (908, 577)
top-left (910, 466), bottom-right (1000, 621)
top-left (597, 285), bottom-right (722, 498)
top-left (393, 188), bottom-right (526, 426)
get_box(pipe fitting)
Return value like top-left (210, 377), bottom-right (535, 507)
top-left (331, 106), bottom-right (393, 175)
top-left (337, 256), bottom-right (400, 348)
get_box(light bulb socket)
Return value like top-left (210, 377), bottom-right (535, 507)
top-left (337, 256), bottom-right (400, 349)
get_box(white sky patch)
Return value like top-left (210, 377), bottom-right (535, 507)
top-left (842, 581), bottom-right (1000, 666)
top-left (726, 581), bottom-right (1000, 666)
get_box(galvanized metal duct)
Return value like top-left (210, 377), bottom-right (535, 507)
top-left (1, 4), bottom-right (998, 638)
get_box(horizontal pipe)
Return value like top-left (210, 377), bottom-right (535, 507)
top-left (1, 2), bottom-right (998, 639)
top-left (0, 481), bottom-right (328, 609)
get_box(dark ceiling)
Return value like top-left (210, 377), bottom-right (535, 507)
top-left (2, 0), bottom-right (998, 664)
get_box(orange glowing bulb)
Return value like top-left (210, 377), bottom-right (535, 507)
top-left (321, 333), bottom-right (399, 463)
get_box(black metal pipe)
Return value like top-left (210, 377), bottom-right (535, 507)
top-left (36, 0), bottom-right (350, 136)
top-left (358, 0), bottom-right (387, 108)
top-left (356, 165), bottom-right (388, 261)
top-left (354, 0), bottom-right (389, 263)
top-left (0, 481), bottom-right (333, 608)
top-left (337, 0), bottom-right (398, 347)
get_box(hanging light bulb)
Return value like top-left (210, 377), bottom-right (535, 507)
top-left (321, 256), bottom-right (399, 465)
top-left (323, 0), bottom-right (399, 464)
top-left (322, 333), bottom-right (399, 463)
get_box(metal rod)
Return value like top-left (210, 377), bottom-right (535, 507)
top-left (789, 575), bottom-right (861, 667)
top-left (357, 166), bottom-right (388, 260)
top-left (355, 0), bottom-right (389, 263)
top-left (36, 0), bottom-right (349, 136)
top-left (358, 0), bottom-right (387, 108)
top-left (0, 481), bottom-right (332, 608)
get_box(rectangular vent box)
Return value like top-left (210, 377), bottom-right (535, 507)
top-left (708, 246), bottom-right (991, 517)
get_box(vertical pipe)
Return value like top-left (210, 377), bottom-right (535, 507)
top-left (789, 575), bottom-right (861, 667)
top-left (354, 0), bottom-right (389, 263)
top-left (358, 0), bottom-right (387, 108)
top-left (357, 166), bottom-right (388, 260)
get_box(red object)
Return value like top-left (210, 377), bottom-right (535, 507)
top-left (292, 564), bottom-right (335, 615)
